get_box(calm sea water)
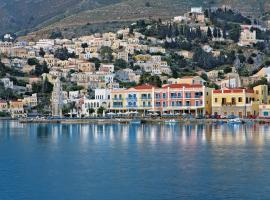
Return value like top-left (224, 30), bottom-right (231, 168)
top-left (0, 121), bottom-right (270, 200)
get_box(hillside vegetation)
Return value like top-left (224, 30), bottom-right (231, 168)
top-left (0, 0), bottom-right (269, 38)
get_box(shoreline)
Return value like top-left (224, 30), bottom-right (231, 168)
top-left (16, 118), bottom-right (270, 125)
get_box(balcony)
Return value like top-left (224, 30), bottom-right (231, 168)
top-left (141, 96), bottom-right (152, 100)
top-left (127, 105), bottom-right (138, 108)
top-left (222, 102), bottom-right (237, 106)
top-left (126, 97), bottom-right (137, 100)
top-left (113, 97), bottom-right (123, 101)
top-left (113, 105), bottom-right (123, 108)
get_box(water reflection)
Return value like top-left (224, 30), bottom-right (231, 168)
top-left (0, 121), bottom-right (270, 147)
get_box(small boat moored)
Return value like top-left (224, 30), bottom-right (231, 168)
top-left (228, 118), bottom-right (242, 124)
top-left (130, 119), bottom-right (142, 124)
top-left (164, 119), bottom-right (179, 124)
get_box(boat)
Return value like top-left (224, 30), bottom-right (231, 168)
top-left (228, 118), bottom-right (242, 124)
top-left (130, 119), bottom-right (141, 124)
top-left (164, 119), bottom-right (179, 124)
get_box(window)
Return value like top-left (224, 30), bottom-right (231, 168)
top-left (222, 98), bottom-right (226, 104)
top-left (163, 93), bottom-right (166, 98)
top-left (215, 98), bottom-right (218, 103)
top-left (186, 92), bottom-right (191, 98)
top-left (232, 97), bottom-right (236, 105)
top-left (238, 97), bottom-right (242, 102)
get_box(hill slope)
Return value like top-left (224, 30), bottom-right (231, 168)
top-left (0, 0), bottom-right (269, 38)
top-left (0, 0), bottom-right (121, 35)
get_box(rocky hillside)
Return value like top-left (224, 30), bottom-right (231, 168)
top-left (0, 0), bottom-right (269, 38)
top-left (0, 0), bottom-right (121, 35)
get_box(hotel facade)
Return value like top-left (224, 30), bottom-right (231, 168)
top-left (110, 84), bottom-right (213, 116)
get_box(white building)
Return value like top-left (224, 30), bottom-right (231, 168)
top-left (1, 78), bottom-right (14, 89)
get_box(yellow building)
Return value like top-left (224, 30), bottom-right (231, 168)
top-left (212, 88), bottom-right (258, 117)
top-left (23, 93), bottom-right (38, 108)
top-left (253, 85), bottom-right (268, 104)
top-left (168, 76), bottom-right (206, 85)
top-left (9, 100), bottom-right (25, 118)
top-left (259, 104), bottom-right (270, 118)
top-left (0, 100), bottom-right (9, 112)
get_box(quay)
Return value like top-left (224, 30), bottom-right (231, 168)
top-left (18, 117), bottom-right (270, 125)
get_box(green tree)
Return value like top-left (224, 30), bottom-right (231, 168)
top-left (224, 66), bottom-right (232, 74)
top-left (139, 73), bottom-right (162, 87)
top-left (97, 106), bottom-right (105, 116)
top-left (114, 59), bottom-right (128, 70)
top-left (207, 27), bottom-right (212, 38)
top-left (100, 46), bottom-right (113, 62)
top-left (39, 48), bottom-right (45, 57)
top-left (88, 108), bottom-right (95, 116)
top-left (89, 58), bottom-right (101, 70)
top-left (27, 58), bottom-right (39, 66)
top-left (229, 25), bottom-right (241, 42)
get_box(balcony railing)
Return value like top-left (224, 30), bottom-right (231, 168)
top-left (112, 97), bottom-right (123, 101)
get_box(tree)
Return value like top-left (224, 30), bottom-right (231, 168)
top-left (49, 31), bottom-right (63, 39)
top-left (229, 25), bottom-right (241, 42)
top-left (213, 27), bottom-right (218, 38)
top-left (247, 56), bottom-right (254, 64)
top-left (200, 73), bottom-right (208, 81)
top-left (42, 77), bottom-right (53, 94)
top-left (39, 48), bottom-right (45, 57)
top-left (100, 46), bottom-right (113, 62)
top-left (248, 77), bottom-right (268, 88)
top-left (97, 107), bottom-right (105, 116)
top-left (224, 66), bottom-right (232, 74)
top-left (30, 61), bottom-right (49, 76)
top-left (81, 43), bottom-right (88, 49)
top-left (88, 108), bottom-right (95, 116)
top-left (114, 59), bottom-right (128, 69)
top-left (207, 27), bottom-right (212, 38)
top-left (89, 58), bottom-right (101, 70)
top-left (27, 58), bottom-right (39, 66)
top-left (222, 28), bottom-right (227, 39)
top-left (139, 73), bottom-right (162, 87)
top-left (54, 48), bottom-right (76, 60)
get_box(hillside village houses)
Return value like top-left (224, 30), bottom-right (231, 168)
top-left (1, 7), bottom-right (270, 119)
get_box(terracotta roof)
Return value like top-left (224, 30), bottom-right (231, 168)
top-left (162, 84), bottom-right (203, 89)
top-left (131, 85), bottom-right (156, 90)
top-left (213, 88), bottom-right (254, 94)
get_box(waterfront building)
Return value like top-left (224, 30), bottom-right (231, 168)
top-left (51, 77), bottom-right (63, 117)
top-left (110, 84), bottom-right (212, 116)
top-left (22, 93), bottom-right (38, 108)
top-left (212, 88), bottom-right (260, 117)
top-left (9, 100), bottom-right (25, 118)
top-left (259, 104), bottom-right (270, 118)
top-left (0, 100), bottom-right (9, 112)
top-left (81, 89), bottom-right (111, 117)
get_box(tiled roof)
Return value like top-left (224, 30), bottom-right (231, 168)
top-left (213, 88), bottom-right (254, 94)
top-left (162, 84), bottom-right (203, 89)
top-left (132, 85), bottom-right (156, 90)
